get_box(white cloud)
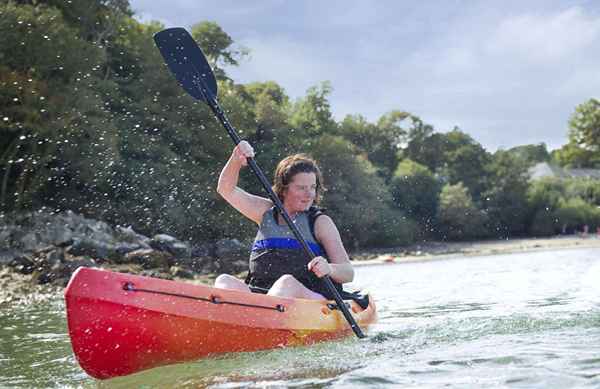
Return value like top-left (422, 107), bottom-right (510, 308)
top-left (488, 7), bottom-right (600, 63)
top-left (130, 1), bottom-right (600, 150)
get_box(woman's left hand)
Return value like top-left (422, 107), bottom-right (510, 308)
top-left (308, 256), bottom-right (332, 278)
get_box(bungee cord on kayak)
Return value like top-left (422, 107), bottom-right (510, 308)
top-left (122, 281), bottom-right (286, 312)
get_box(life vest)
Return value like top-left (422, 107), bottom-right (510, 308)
top-left (246, 206), bottom-right (344, 299)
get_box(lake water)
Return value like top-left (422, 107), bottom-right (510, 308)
top-left (1, 247), bottom-right (599, 388)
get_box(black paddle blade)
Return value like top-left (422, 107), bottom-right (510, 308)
top-left (153, 27), bottom-right (218, 102)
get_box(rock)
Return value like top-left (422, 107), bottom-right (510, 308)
top-left (115, 225), bottom-right (151, 247)
top-left (58, 258), bottom-right (97, 280)
top-left (214, 239), bottom-right (247, 261)
top-left (191, 243), bottom-right (213, 258)
top-left (20, 231), bottom-right (45, 252)
top-left (70, 216), bottom-right (114, 243)
top-left (213, 239), bottom-right (248, 274)
top-left (67, 238), bottom-right (120, 263)
top-left (9, 255), bottom-right (35, 275)
top-left (187, 256), bottom-right (216, 274)
top-left (170, 266), bottom-right (195, 279)
top-left (149, 234), bottom-right (191, 259)
top-left (139, 269), bottom-right (173, 280)
top-left (46, 249), bottom-right (65, 264)
top-left (125, 249), bottom-right (173, 270)
top-left (33, 261), bottom-right (62, 284)
top-left (0, 226), bottom-right (11, 245)
top-left (36, 225), bottom-right (73, 248)
top-left (0, 249), bottom-right (23, 265)
top-left (114, 243), bottom-right (146, 259)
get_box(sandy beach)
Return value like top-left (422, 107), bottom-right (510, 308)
top-left (351, 234), bottom-right (600, 266)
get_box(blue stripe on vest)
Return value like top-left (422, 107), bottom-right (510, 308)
top-left (252, 238), bottom-right (324, 256)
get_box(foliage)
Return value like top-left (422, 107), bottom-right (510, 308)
top-left (436, 182), bottom-right (489, 240)
top-left (1, 2), bottom-right (599, 250)
top-left (555, 197), bottom-right (600, 232)
top-left (552, 99), bottom-right (600, 168)
top-left (308, 135), bottom-right (416, 248)
top-left (505, 143), bottom-right (551, 167)
top-left (390, 159), bottom-right (441, 234)
top-left (289, 82), bottom-right (337, 138)
top-left (568, 98), bottom-right (600, 152)
top-left (482, 150), bottom-right (531, 237)
top-left (336, 110), bottom-right (410, 180)
top-left (527, 177), bottom-right (600, 235)
top-left (191, 21), bottom-right (248, 81)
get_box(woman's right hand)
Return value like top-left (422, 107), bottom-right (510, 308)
top-left (233, 141), bottom-right (255, 166)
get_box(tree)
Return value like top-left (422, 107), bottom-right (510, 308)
top-left (191, 21), bottom-right (248, 81)
top-left (436, 182), bottom-right (488, 240)
top-left (308, 135), bottom-right (416, 248)
top-left (552, 142), bottom-right (600, 168)
top-left (442, 142), bottom-right (491, 200)
top-left (337, 112), bottom-right (407, 180)
top-left (553, 98), bottom-right (600, 168)
top-left (569, 98), bottom-right (600, 152)
top-left (482, 150), bottom-right (531, 237)
top-left (390, 159), bottom-right (441, 233)
top-left (527, 177), bottom-right (566, 236)
top-left (505, 143), bottom-right (550, 167)
top-left (240, 81), bottom-right (289, 142)
top-left (289, 82), bottom-right (337, 138)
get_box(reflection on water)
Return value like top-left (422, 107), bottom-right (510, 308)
top-left (1, 247), bottom-right (600, 388)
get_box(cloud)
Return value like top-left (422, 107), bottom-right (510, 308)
top-left (488, 7), bottom-right (600, 63)
top-left (130, 1), bottom-right (600, 150)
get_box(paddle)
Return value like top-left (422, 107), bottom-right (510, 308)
top-left (153, 27), bottom-right (365, 339)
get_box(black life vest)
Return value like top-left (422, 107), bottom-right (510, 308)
top-left (245, 206), bottom-right (345, 299)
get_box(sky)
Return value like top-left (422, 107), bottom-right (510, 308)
top-left (129, 0), bottom-right (600, 151)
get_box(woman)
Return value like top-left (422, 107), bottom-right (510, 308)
top-left (215, 141), bottom-right (354, 300)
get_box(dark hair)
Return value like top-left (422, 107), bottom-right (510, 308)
top-left (272, 154), bottom-right (324, 204)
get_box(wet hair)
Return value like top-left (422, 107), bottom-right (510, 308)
top-left (272, 154), bottom-right (324, 204)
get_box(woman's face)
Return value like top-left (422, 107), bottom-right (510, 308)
top-left (283, 172), bottom-right (317, 212)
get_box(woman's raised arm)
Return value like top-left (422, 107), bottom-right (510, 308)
top-left (216, 141), bottom-right (272, 225)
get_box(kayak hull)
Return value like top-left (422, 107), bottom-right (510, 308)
top-left (64, 267), bottom-right (376, 379)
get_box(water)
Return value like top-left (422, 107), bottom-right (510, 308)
top-left (1, 247), bottom-right (599, 388)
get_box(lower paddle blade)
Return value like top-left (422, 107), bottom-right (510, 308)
top-left (153, 27), bottom-right (218, 101)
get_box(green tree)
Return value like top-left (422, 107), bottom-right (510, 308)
top-left (240, 81), bottom-right (289, 142)
top-left (555, 197), bottom-right (600, 233)
top-left (309, 135), bottom-right (415, 248)
top-left (337, 110), bottom-right (409, 180)
top-left (289, 82), bottom-right (337, 138)
top-left (482, 150), bottom-right (531, 237)
top-left (552, 142), bottom-right (600, 168)
top-left (569, 98), bottom-right (600, 152)
top-left (390, 159), bottom-right (441, 233)
top-left (527, 177), bottom-right (565, 236)
top-left (553, 98), bottom-right (600, 168)
top-left (436, 182), bottom-right (488, 240)
top-left (191, 21), bottom-right (248, 81)
top-left (442, 141), bottom-right (491, 200)
top-left (505, 143), bottom-right (550, 167)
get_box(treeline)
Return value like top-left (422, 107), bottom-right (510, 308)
top-left (1, 1), bottom-right (600, 248)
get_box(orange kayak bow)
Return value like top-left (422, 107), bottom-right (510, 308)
top-left (64, 267), bottom-right (377, 379)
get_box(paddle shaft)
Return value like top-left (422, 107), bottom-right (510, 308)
top-left (204, 93), bottom-right (365, 339)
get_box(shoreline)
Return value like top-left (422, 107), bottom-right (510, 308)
top-left (350, 234), bottom-right (600, 266)
top-left (2, 235), bottom-right (599, 306)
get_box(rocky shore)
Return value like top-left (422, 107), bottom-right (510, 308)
top-left (0, 210), bottom-right (249, 305)
top-left (2, 210), bottom-right (599, 305)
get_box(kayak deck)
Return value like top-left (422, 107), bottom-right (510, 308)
top-left (64, 267), bottom-right (377, 379)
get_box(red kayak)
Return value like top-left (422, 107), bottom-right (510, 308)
top-left (64, 267), bottom-right (377, 379)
